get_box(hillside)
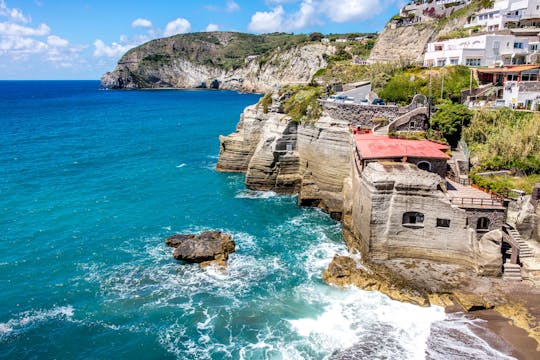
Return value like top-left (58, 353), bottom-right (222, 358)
top-left (101, 32), bottom-right (338, 92)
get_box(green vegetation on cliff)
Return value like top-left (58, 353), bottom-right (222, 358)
top-left (464, 109), bottom-right (540, 175)
top-left (280, 84), bottom-right (323, 123)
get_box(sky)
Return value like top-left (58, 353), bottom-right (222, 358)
top-left (0, 0), bottom-right (404, 80)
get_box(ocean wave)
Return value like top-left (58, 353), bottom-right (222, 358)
top-left (0, 305), bottom-right (74, 339)
top-left (175, 163), bottom-right (186, 168)
top-left (235, 190), bottom-right (279, 199)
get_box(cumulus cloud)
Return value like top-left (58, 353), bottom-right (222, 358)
top-left (0, 22), bottom-right (50, 36)
top-left (131, 18), bottom-right (152, 28)
top-left (93, 39), bottom-right (135, 58)
top-left (47, 35), bottom-right (69, 47)
top-left (249, 0), bottom-right (395, 33)
top-left (248, 0), bottom-right (317, 33)
top-left (205, 23), bottom-right (219, 32)
top-left (0, 0), bottom-right (30, 23)
top-left (248, 6), bottom-right (285, 33)
top-left (0, 35), bottom-right (46, 53)
top-left (164, 18), bottom-right (191, 37)
top-left (321, 0), bottom-right (382, 22)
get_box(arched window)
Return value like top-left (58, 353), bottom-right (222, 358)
top-left (477, 217), bottom-right (490, 231)
top-left (403, 212), bottom-right (424, 225)
top-left (417, 161), bottom-right (432, 172)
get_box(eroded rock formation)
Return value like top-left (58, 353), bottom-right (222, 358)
top-left (165, 231), bottom-right (235, 266)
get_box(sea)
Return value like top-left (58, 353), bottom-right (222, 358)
top-left (0, 81), bottom-right (514, 359)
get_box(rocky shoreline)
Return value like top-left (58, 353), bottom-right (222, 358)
top-left (215, 96), bottom-right (540, 355)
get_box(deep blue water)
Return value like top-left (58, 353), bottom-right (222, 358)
top-left (0, 81), bottom-right (512, 359)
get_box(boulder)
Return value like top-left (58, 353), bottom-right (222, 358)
top-left (165, 231), bottom-right (235, 265)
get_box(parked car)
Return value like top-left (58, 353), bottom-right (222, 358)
top-left (372, 98), bottom-right (385, 105)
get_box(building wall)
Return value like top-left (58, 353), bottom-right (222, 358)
top-left (321, 102), bottom-right (400, 127)
top-left (350, 162), bottom-right (479, 267)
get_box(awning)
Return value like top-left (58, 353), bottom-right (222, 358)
top-left (477, 65), bottom-right (540, 74)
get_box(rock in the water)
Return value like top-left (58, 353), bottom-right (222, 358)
top-left (165, 234), bottom-right (195, 248)
top-left (165, 231), bottom-right (235, 265)
top-left (323, 255), bottom-right (430, 307)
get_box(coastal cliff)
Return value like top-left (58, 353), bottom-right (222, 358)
top-left (101, 32), bottom-right (334, 93)
top-left (216, 97), bottom-right (351, 216)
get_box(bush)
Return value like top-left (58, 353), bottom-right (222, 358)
top-left (430, 101), bottom-right (472, 147)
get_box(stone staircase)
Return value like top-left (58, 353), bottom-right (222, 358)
top-left (507, 228), bottom-right (534, 259)
top-left (503, 262), bottom-right (523, 281)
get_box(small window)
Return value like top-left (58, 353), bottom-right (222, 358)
top-left (417, 161), bottom-right (431, 172)
top-left (403, 212), bottom-right (424, 225)
top-left (437, 218), bottom-right (451, 228)
top-left (514, 42), bottom-right (523, 49)
top-left (477, 217), bottom-right (490, 231)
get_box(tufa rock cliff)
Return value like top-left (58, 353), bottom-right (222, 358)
top-left (101, 32), bottom-right (335, 93)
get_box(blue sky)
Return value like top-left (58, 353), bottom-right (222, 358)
top-left (0, 0), bottom-right (403, 80)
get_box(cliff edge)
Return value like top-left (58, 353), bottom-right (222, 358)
top-left (101, 32), bottom-right (334, 93)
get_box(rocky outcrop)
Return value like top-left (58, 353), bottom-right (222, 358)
top-left (165, 231), bottom-right (235, 266)
top-left (323, 255), bottom-right (430, 307)
top-left (101, 32), bottom-right (334, 93)
top-left (368, 22), bottom-right (436, 64)
top-left (217, 97), bottom-right (352, 210)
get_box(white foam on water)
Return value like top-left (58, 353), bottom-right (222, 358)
top-left (175, 163), bottom-right (186, 168)
top-left (235, 189), bottom-right (278, 199)
top-left (0, 305), bottom-right (74, 339)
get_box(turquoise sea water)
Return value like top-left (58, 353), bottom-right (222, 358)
top-left (0, 81), bottom-right (513, 359)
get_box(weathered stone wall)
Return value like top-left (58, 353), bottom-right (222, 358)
top-left (347, 162), bottom-right (493, 268)
top-left (465, 208), bottom-right (507, 234)
top-left (321, 102), bottom-right (400, 127)
top-left (408, 157), bottom-right (447, 178)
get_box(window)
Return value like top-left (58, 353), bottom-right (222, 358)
top-left (530, 44), bottom-right (538, 51)
top-left (466, 58), bottom-right (481, 66)
top-left (514, 42), bottom-right (523, 49)
top-left (477, 217), bottom-right (490, 231)
top-left (417, 161), bottom-right (432, 171)
top-left (437, 218), bottom-right (451, 228)
top-left (434, 45), bottom-right (443, 51)
top-left (403, 212), bottom-right (424, 226)
top-left (437, 59), bottom-right (446, 67)
top-left (450, 58), bottom-right (459, 65)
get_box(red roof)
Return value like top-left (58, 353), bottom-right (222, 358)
top-left (354, 133), bottom-right (450, 160)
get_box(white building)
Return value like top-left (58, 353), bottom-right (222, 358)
top-left (466, 0), bottom-right (540, 31)
top-left (424, 33), bottom-right (540, 67)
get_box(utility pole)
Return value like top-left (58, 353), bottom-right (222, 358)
top-left (428, 66), bottom-right (432, 119)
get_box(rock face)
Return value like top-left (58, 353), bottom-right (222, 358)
top-left (217, 101), bottom-right (352, 212)
top-left (165, 231), bottom-right (235, 265)
top-left (101, 32), bottom-right (334, 93)
top-left (368, 23), bottom-right (436, 64)
top-left (323, 255), bottom-right (430, 307)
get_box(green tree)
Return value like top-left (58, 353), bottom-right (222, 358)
top-left (430, 102), bottom-right (472, 147)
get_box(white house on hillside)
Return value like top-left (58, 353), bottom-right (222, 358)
top-left (466, 0), bottom-right (540, 30)
top-left (424, 33), bottom-right (540, 67)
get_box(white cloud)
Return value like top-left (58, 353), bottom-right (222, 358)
top-left (0, 35), bottom-right (46, 53)
top-left (248, 6), bottom-right (285, 33)
top-left (321, 0), bottom-right (381, 22)
top-left (205, 1), bottom-right (241, 13)
top-left (0, 22), bottom-right (50, 36)
top-left (205, 23), bottom-right (219, 32)
top-left (47, 35), bottom-right (69, 47)
top-left (164, 18), bottom-right (191, 37)
top-left (249, 0), bottom-right (395, 32)
top-left (0, 0), bottom-right (31, 23)
top-left (93, 39), bottom-right (135, 58)
top-left (226, 0), bottom-right (240, 12)
top-left (248, 0), bottom-right (317, 33)
top-left (131, 18), bottom-right (152, 28)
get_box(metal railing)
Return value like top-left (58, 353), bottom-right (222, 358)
top-left (447, 174), bottom-right (471, 186)
top-left (450, 196), bottom-right (504, 208)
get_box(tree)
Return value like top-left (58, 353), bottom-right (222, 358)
top-left (430, 102), bottom-right (472, 147)
top-left (309, 32), bottom-right (323, 41)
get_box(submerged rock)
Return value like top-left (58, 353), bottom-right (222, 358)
top-left (165, 231), bottom-right (235, 266)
